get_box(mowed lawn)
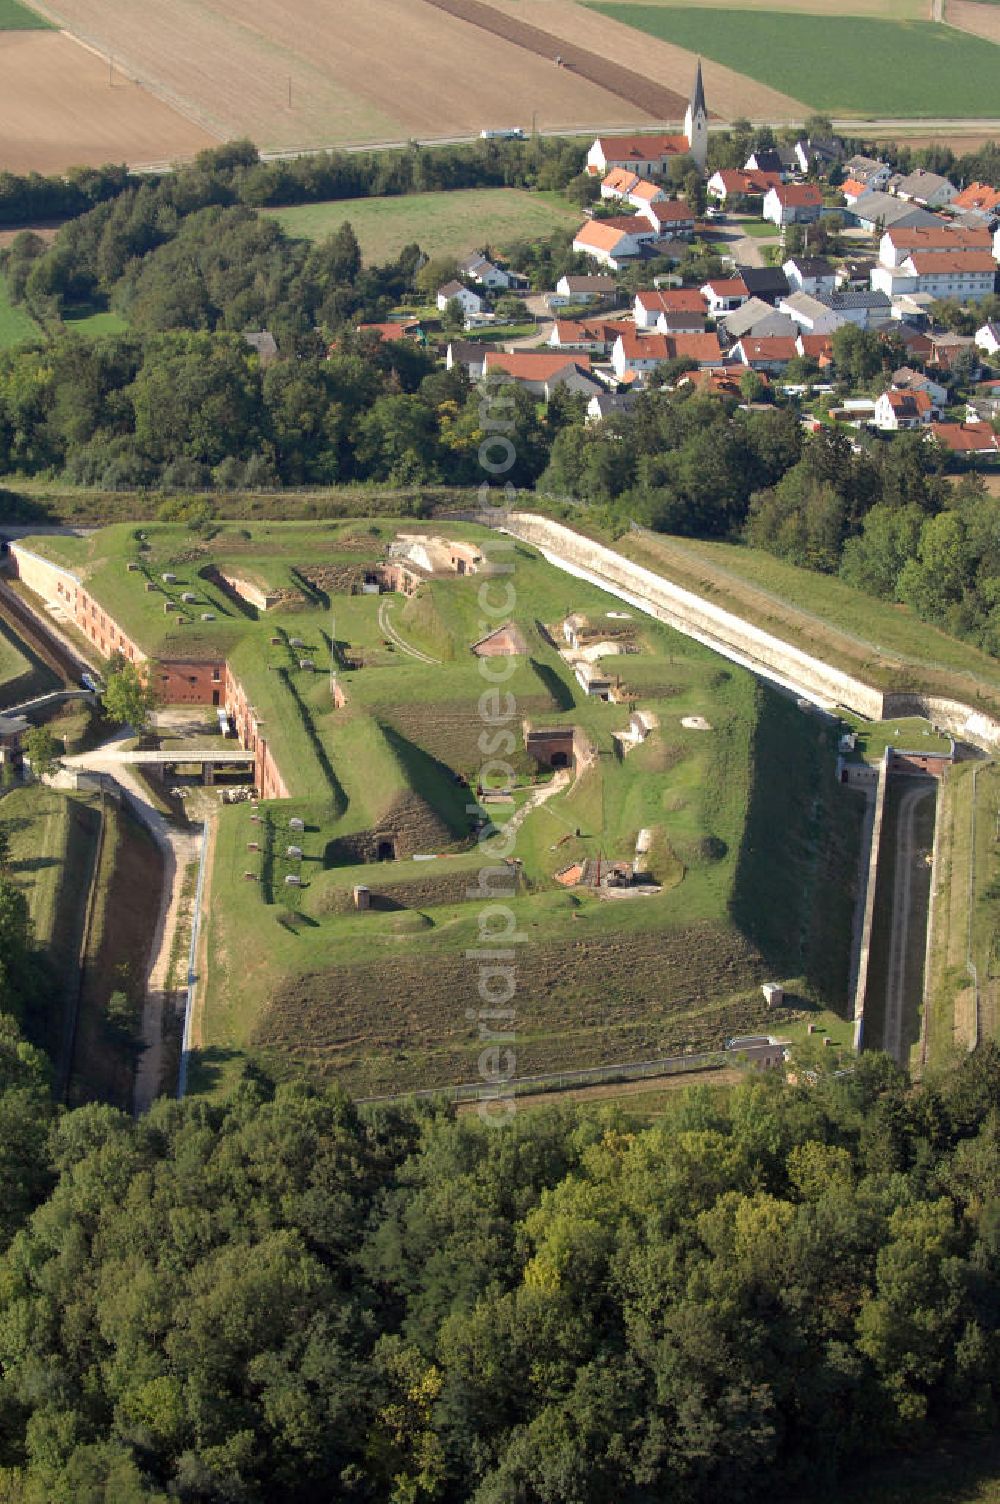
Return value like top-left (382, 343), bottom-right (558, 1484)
top-left (0, 273), bottom-right (39, 348)
top-left (588, 5), bottom-right (1000, 115)
top-left (265, 188), bottom-right (581, 261)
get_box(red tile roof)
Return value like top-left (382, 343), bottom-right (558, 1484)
top-left (796, 334), bottom-right (834, 360)
top-left (710, 168), bottom-right (781, 196)
top-left (356, 321), bottom-right (420, 341)
top-left (635, 288), bottom-right (706, 313)
top-left (737, 336), bottom-right (798, 362)
top-left (951, 181), bottom-right (1000, 213)
top-left (484, 351), bottom-right (592, 380)
top-left (595, 133), bottom-right (691, 160)
top-left (930, 421), bottom-right (998, 453)
top-left (886, 224), bottom-right (992, 250)
top-left (906, 251), bottom-right (997, 274)
top-left (702, 277), bottom-right (749, 297)
top-left (645, 198), bottom-right (694, 224)
top-left (884, 389), bottom-right (933, 415)
top-left (772, 182), bottom-right (822, 207)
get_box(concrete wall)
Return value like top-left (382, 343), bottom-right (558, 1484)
top-left (501, 514), bottom-right (1000, 751)
top-left (852, 748), bottom-right (890, 1050)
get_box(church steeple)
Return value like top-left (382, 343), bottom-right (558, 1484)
top-left (684, 58), bottom-right (708, 171)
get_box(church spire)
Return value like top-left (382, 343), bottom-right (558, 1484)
top-left (684, 58), bottom-right (708, 170)
top-left (690, 57), bottom-right (707, 120)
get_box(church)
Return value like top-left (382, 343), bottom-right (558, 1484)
top-left (585, 61), bottom-right (708, 178)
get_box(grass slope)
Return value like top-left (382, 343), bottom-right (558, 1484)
top-left (264, 187), bottom-right (580, 262)
top-left (620, 530), bottom-right (1000, 714)
top-left (0, 273), bottom-right (40, 349)
top-left (588, 5), bottom-right (1000, 115)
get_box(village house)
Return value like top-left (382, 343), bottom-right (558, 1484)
top-left (888, 168), bottom-right (958, 208)
top-left (763, 182), bottom-right (823, 226)
top-left (740, 266), bottom-right (791, 304)
top-left (445, 340), bottom-right (488, 379)
top-left (872, 251), bottom-right (997, 303)
top-left (795, 332), bottom-right (835, 367)
top-left (843, 155), bottom-right (893, 191)
top-left (600, 168), bottom-right (668, 209)
top-left (458, 252), bottom-right (525, 290)
top-left (732, 335), bottom-right (798, 374)
top-left (653, 307), bottom-right (708, 335)
top-left (778, 291), bottom-right (844, 334)
top-left (586, 391), bottom-right (642, 424)
top-left (548, 318), bottom-right (625, 356)
top-left (611, 329), bottom-right (721, 381)
top-left (639, 198), bottom-right (695, 239)
top-left (782, 256), bottom-right (837, 296)
top-left (929, 420), bottom-right (1000, 459)
top-left (951, 181), bottom-right (1000, 218)
top-left (572, 216), bottom-right (657, 269)
top-left (633, 287), bottom-right (706, 329)
top-left (877, 223), bottom-right (994, 268)
top-left (891, 366), bottom-right (948, 406)
top-left (355, 320), bottom-right (422, 343)
top-left (744, 146), bottom-right (798, 179)
top-left (845, 193), bottom-right (939, 234)
top-left (873, 388), bottom-right (935, 431)
top-left (481, 350), bottom-right (604, 399)
top-left (436, 281), bottom-right (487, 317)
top-left (706, 168), bottom-right (781, 204)
top-left (840, 178), bottom-right (876, 207)
top-left (551, 273), bottom-right (618, 306)
top-left (701, 276), bottom-right (749, 315)
top-left (678, 364), bottom-right (764, 399)
top-left (794, 136), bottom-right (842, 174)
top-left (721, 298), bottom-right (797, 341)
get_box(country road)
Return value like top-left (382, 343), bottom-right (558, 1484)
top-left (131, 116), bottom-right (1000, 172)
top-left (884, 780), bottom-right (936, 1063)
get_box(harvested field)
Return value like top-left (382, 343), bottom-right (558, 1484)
top-left (488, 0), bottom-right (808, 119)
top-left (27, 0), bottom-right (669, 156)
top-left (421, 0), bottom-right (689, 118)
top-left (0, 30), bottom-right (215, 174)
top-left (945, 0), bottom-right (1000, 40)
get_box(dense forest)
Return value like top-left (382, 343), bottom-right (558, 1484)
top-left (0, 979), bottom-right (998, 1504)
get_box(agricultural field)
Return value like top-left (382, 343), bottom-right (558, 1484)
top-left (19, 0), bottom-right (677, 158)
top-left (588, 3), bottom-right (1000, 115)
top-left (265, 188), bottom-right (582, 263)
top-left (0, 27), bottom-right (214, 174)
top-left (23, 518), bottom-right (864, 1099)
top-left (0, 0), bottom-right (51, 28)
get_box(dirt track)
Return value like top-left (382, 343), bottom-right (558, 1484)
top-left (421, 0), bottom-right (689, 119)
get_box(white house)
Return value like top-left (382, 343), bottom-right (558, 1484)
top-left (871, 251), bottom-right (997, 303)
top-left (634, 287), bottom-right (706, 329)
top-left (700, 276), bottom-right (749, 315)
top-left (572, 216), bottom-right (655, 269)
top-left (892, 366), bottom-right (948, 406)
top-left (873, 388), bottom-right (934, 431)
top-left (437, 281), bottom-right (487, 316)
top-left (782, 256), bottom-right (837, 296)
top-left (778, 291), bottom-right (845, 334)
top-left (611, 330), bottom-right (721, 381)
top-left (553, 274), bottom-right (617, 305)
top-left (888, 168), bottom-right (958, 208)
top-left (843, 155), bottom-right (892, 190)
top-left (481, 350), bottom-right (604, 400)
top-left (877, 224), bottom-right (993, 269)
top-left (975, 322), bottom-right (1000, 358)
top-left (638, 198), bottom-right (695, 239)
top-left (459, 253), bottom-right (516, 289)
top-left (763, 182), bottom-right (823, 226)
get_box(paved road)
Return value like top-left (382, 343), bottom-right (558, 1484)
top-left (130, 117), bottom-right (1000, 173)
top-left (884, 780), bottom-right (936, 1063)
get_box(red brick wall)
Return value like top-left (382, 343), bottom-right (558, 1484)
top-left (154, 658), bottom-right (225, 705)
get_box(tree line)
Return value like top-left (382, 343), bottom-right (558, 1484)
top-left (0, 1039), bottom-right (997, 1502)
